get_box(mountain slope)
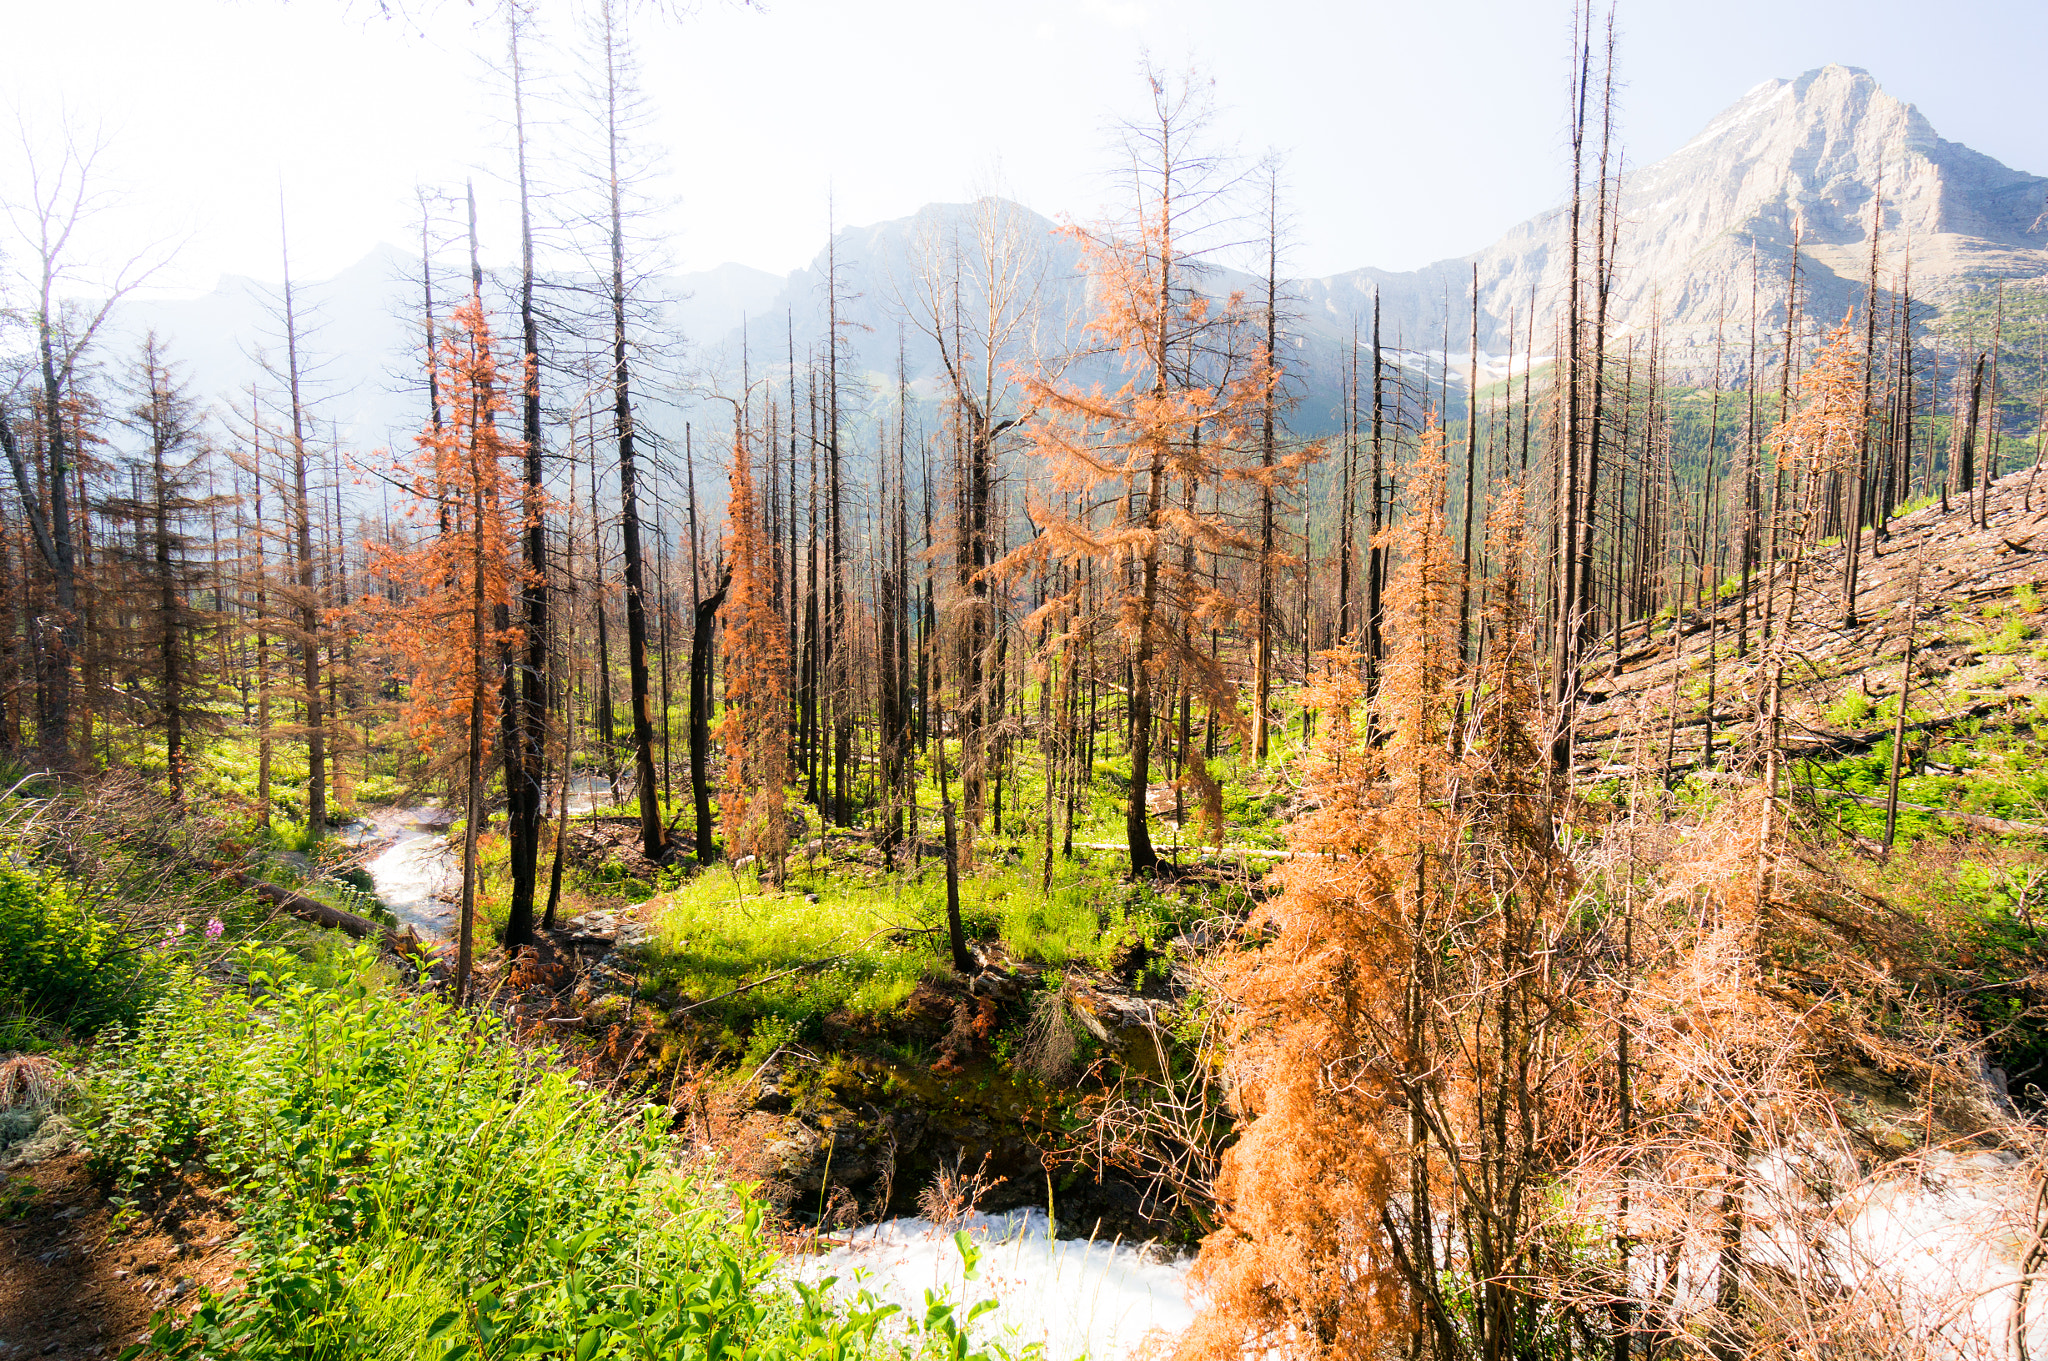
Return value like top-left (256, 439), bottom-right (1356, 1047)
top-left (110, 66), bottom-right (2046, 447)
top-left (1304, 65), bottom-right (2048, 382)
top-left (1576, 462), bottom-right (2048, 840)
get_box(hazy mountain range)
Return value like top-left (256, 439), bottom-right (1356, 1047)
top-left (112, 64), bottom-right (2048, 453)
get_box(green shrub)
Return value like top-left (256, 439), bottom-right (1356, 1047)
top-left (1987, 614), bottom-right (2036, 655)
top-left (91, 943), bottom-right (1030, 1360)
top-left (0, 859), bottom-right (170, 1035)
top-left (1826, 688), bottom-right (1874, 729)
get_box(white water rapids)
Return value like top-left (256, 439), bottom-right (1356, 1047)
top-left (361, 806), bottom-right (459, 939)
top-left (791, 1210), bottom-right (1196, 1361)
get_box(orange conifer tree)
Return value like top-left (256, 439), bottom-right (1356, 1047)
top-left (1179, 421), bottom-right (1459, 1357)
top-left (1010, 70), bottom-right (1271, 874)
top-left (718, 411), bottom-right (791, 884)
top-left (360, 296), bottom-right (524, 1001)
top-left (1183, 423), bottom-right (1575, 1360)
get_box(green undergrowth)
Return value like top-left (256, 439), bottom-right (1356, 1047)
top-left (1778, 717), bottom-right (2048, 1097)
top-left (1803, 712), bottom-right (2048, 841)
top-left (1833, 840), bottom-right (2048, 1100)
top-left (189, 733), bottom-right (407, 829)
top-left (0, 858), bottom-right (179, 1043)
top-left (75, 947), bottom-right (1029, 1361)
top-left (0, 781), bottom-right (379, 1050)
top-left (0, 772), bottom-right (1032, 1358)
top-left (87, 945), bottom-right (1026, 1360)
top-left (640, 850), bottom-right (1248, 1043)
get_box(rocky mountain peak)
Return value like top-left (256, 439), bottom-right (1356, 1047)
top-left (1560, 63), bottom-right (2045, 374)
top-left (1293, 65), bottom-right (2047, 387)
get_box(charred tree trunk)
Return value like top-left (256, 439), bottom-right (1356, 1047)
top-left (689, 568), bottom-right (730, 864)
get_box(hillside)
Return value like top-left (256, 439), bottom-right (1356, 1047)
top-left (1579, 460), bottom-right (2048, 842)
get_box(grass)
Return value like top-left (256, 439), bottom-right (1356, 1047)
top-left (648, 867), bottom-right (941, 1033)
top-left (86, 941), bottom-right (1030, 1360)
top-left (637, 846), bottom-right (1244, 1042)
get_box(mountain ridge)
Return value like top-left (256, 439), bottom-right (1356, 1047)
top-left (110, 64), bottom-right (2048, 447)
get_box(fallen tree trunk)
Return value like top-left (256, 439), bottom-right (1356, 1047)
top-left (1068, 840), bottom-right (1300, 859)
top-left (1797, 786), bottom-right (2048, 838)
top-left (233, 872), bottom-right (422, 956)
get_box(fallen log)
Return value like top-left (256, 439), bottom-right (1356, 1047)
top-left (1761, 702), bottom-right (1999, 764)
top-left (1067, 840), bottom-right (1300, 859)
top-left (1797, 786), bottom-right (2048, 838)
top-left (233, 872), bottom-right (422, 956)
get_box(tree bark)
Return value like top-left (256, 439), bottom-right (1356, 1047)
top-left (689, 569), bottom-right (731, 864)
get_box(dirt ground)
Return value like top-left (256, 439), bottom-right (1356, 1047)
top-left (0, 1148), bottom-right (239, 1357)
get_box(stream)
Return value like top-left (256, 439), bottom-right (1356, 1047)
top-left (349, 787), bottom-right (1200, 1358)
top-left (360, 807), bottom-right (459, 940)
top-left (792, 1210), bottom-right (1195, 1360)
top-left (354, 776), bottom-right (622, 941)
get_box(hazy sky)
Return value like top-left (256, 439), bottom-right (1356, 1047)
top-left (8, 0), bottom-right (2047, 296)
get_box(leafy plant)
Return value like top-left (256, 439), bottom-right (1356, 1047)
top-left (90, 942), bottom-right (1030, 1359)
top-left (0, 858), bottom-right (172, 1035)
top-left (1826, 688), bottom-right (1873, 729)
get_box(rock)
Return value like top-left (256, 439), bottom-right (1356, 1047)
top-left (754, 1066), bottom-right (793, 1114)
top-left (563, 909), bottom-right (622, 954)
top-left (1066, 985), bottom-right (1167, 1079)
top-left (763, 1122), bottom-right (825, 1180)
top-left (965, 965), bottom-right (1024, 1003)
top-left (591, 957), bottom-right (636, 985)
